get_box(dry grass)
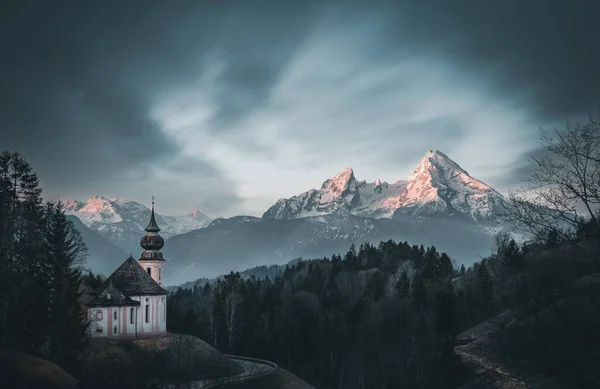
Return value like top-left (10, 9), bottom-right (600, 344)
top-left (80, 333), bottom-right (243, 388)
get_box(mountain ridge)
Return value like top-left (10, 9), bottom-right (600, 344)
top-left (263, 150), bottom-right (508, 223)
top-left (64, 196), bottom-right (212, 255)
top-left (66, 150), bottom-right (518, 284)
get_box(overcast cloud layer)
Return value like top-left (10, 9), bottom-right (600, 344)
top-left (2, 0), bottom-right (599, 217)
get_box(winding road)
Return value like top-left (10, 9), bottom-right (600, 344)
top-left (171, 355), bottom-right (278, 389)
top-left (455, 346), bottom-right (529, 389)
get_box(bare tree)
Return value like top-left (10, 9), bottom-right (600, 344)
top-left (508, 109), bottom-right (600, 241)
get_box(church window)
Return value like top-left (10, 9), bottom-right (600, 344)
top-left (130, 308), bottom-right (135, 324)
top-left (96, 310), bottom-right (103, 320)
top-left (145, 304), bottom-right (150, 323)
top-left (96, 328), bottom-right (103, 333)
top-left (113, 311), bottom-right (117, 320)
top-left (113, 326), bottom-right (117, 334)
top-left (147, 268), bottom-right (151, 276)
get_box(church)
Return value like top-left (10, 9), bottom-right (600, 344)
top-left (85, 199), bottom-right (169, 338)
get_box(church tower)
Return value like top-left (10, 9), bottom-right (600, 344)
top-left (139, 197), bottom-right (165, 286)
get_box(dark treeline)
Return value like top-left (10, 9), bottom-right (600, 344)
top-left (0, 151), bottom-right (88, 375)
top-left (168, 225), bottom-right (600, 389)
top-left (168, 240), bottom-right (472, 389)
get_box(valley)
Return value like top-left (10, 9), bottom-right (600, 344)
top-left (67, 150), bottom-right (515, 284)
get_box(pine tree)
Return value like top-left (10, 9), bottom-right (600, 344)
top-left (44, 201), bottom-right (88, 374)
top-left (501, 239), bottom-right (524, 273)
top-left (395, 270), bottom-right (410, 298)
top-left (411, 272), bottom-right (427, 307)
top-left (0, 151), bottom-right (48, 355)
top-left (366, 271), bottom-right (386, 301)
top-left (436, 253), bottom-right (454, 279)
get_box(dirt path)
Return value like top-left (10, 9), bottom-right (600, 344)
top-left (455, 345), bottom-right (529, 389)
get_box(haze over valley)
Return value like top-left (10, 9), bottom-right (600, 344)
top-left (66, 149), bottom-right (514, 284)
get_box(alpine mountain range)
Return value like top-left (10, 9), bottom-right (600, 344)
top-left (66, 150), bottom-right (516, 285)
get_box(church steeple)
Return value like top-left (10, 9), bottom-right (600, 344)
top-left (139, 197), bottom-right (166, 285)
top-left (140, 197), bottom-right (164, 254)
top-left (145, 196), bottom-right (161, 233)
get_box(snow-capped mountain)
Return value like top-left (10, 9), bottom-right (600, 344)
top-left (64, 196), bottom-right (211, 254)
top-left (392, 150), bottom-right (509, 223)
top-left (67, 150), bottom-right (518, 283)
top-left (263, 150), bottom-right (509, 224)
top-left (162, 208), bottom-right (212, 235)
top-left (262, 168), bottom-right (408, 219)
top-left (159, 150), bottom-right (515, 284)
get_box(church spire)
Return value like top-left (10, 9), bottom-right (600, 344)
top-left (140, 197), bottom-right (165, 261)
top-left (144, 196), bottom-right (161, 233)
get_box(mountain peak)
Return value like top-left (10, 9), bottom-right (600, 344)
top-left (65, 196), bottom-right (213, 254)
top-left (408, 150), bottom-right (463, 182)
top-left (262, 149), bottom-right (507, 223)
top-left (320, 167), bottom-right (357, 196)
top-left (398, 149), bottom-right (503, 220)
top-left (330, 167), bottom-right (354, 181)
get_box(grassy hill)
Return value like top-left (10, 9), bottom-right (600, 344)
top-left (79, 333), bottom-right (243, 388)
top-left (0, 349), bottom-right (78, 389)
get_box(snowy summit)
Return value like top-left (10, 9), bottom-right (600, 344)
top-left (263, 150), bottom-right (508, 223)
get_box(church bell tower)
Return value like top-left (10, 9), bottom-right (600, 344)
top-left (139, 197), bottom-right (165, 286)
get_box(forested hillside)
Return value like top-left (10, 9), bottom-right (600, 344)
top-left (0, 151), bottom-right (88, 376)
top-left (168, 240), bottom-right (471, 388)
top-left (167, 225), bottom-right (600, 389)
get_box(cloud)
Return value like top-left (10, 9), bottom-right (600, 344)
top-left (387, 0), bottom-right (600, 119)
top-left (2, 0), bottom-right (599, 216)
top-left (153, 10), bottom-right (541, 214)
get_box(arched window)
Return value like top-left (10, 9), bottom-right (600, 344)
top-left (147, 268), bottom-right (151, 277)
top-left (113, 311), bottom-right (117, 320)
top-left (96, 310), bottom-right (103, 320)
top-left (145, 301), bottom-right (150, 323)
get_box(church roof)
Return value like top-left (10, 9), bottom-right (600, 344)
top-left (105, 255), bottom-right (168, 296)
top-left (86, 280), bottom-right (140, 307)
top-left (145, 198), bottom-right (161, 233)
top-left (145, 211), bottom-right (161, 232)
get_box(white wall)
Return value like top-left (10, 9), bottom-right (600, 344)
top-left (126, 305), bottom-right (137, 335)
top-left (129, 295), bottom-right (166, 334)
top-left (88, 307), bottom-right (107, 338)
top-left (159, 296), bottom-right (167, 332)
top-left (139, 260), bottom-right (164, 286)
top-left (88, 296), bottom-right (167, 337)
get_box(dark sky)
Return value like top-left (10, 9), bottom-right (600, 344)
top-left (2, 0), bottom-right (599, 217)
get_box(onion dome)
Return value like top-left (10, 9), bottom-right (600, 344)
top-left (140, 233), bottom-right (164, 251)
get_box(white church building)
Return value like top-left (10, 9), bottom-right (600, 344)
top-left (86, 199), bottom-right (168, 338)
